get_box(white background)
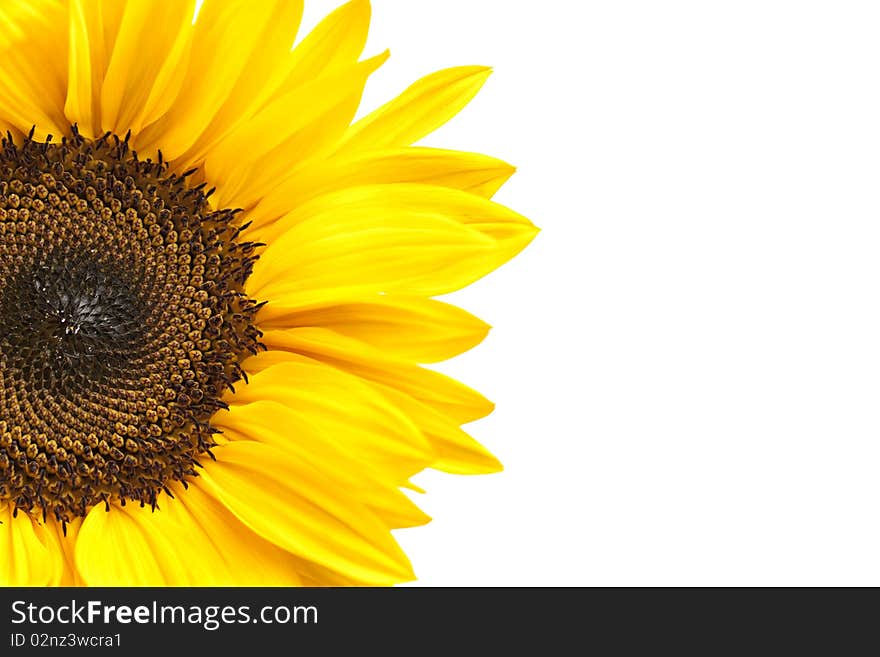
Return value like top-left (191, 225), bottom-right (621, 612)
top-left (304, 0), bottom-right (880, 585)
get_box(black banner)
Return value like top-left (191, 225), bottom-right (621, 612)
top-left (0, 587), bottom-right (870, 652)
top-left (0, 587), bottom-right (579, 652)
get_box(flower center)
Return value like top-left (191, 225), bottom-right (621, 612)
top-left (0, 128), bottom-right (263, 524)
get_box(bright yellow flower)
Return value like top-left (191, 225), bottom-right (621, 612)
top-left (0, 0), bottom-right (537, 586)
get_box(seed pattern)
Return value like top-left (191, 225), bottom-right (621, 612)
top-left (0, 127), bottom-right (264, 524)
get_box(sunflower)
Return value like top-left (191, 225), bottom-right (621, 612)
top-left (0, 0), bottom-right (537, 586)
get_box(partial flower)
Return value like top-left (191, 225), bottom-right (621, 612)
top-left (0, 0), bottom-right (537, 586)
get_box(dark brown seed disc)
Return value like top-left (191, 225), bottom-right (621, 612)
top-left (0, 127), bottom-right (264, 524)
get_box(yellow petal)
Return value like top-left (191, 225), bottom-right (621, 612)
top-left (335, 66), bottom-right (491, 154)
top-left (0, 505), bottom-right (62, 586)
top-left (247, 208), bottom-right (501, 305)
top-left (207, 52), bottom-right (388, 209)
top-left (259, 327), bottom-right (494, 424)
top-left (133, 0), bottom-right (292, 160)
top-left (46, 516), bottom-right (83, 586)
top-left (171, 481), bottom-right (305, 586)
top-left (241, 348), bottom-right (315, 374)
top-left (370, 382), bottom-right (504, 475)
top-left (62, 0), bottom-right (126, 138)
top-left (64, 0), bottom-right (101, 137)
top-left (216, 400), bottom-right (431, 528)
top-left (99, 1), bottom-right (196, 135)
top-left (74, 484), bottom-right (304, 586)
top-left (248, 184), bottom-right (537, 303)
top-left (129, 4), bottom-right (196, 133)
top-left (240, 349), bottom-right (502, 475)
top-left (282, 0), bottom-right (371, 88)
top-left (257, 294), bottom-right (490, 363)
top-left (247, 147), bottom-right (516, 229)
top-left (223, 360), bottom-right (433, 470)
top-left (184, 0), bottom-right (369, 171)
top-left (0, 1), bottom-right (62, 49)
top-left (250, 182), bottom-right (536, 251)
top-left (172, 0), bottom-right (305, 168)
top-left (198, 440), bottom-right (416, 585)
top-left (75, 502), bottom-right (186, 586)
top-left (0, 1), bottom-right (69, 139)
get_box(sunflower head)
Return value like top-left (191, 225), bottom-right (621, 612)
top-left (0, 127), bottom-right (264, 523)
top-left (0, 0), bottom-right (537, 587)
